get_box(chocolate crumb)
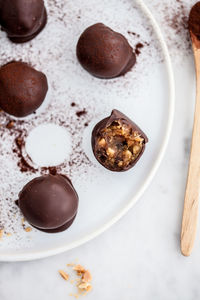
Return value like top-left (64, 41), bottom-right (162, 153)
top-left (76, 110), bottom-right (87, 118)
top-left (135, 43), bottom-right (144, 56)
top-left (128, 31), bottom-right (140, 38)
top-left (71, 102), bottom-right (76, 107)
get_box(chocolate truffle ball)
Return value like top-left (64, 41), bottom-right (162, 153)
top-left (92, 110), bottom-right (148, 172)
top-left (18, 174), bottom-right (79, 233)
top-left (76, 23), bottom-right (136, 79)
top-left (0, 62), bottom-right (48, 117)
top-left (0, 0), bottom-right (47, 43)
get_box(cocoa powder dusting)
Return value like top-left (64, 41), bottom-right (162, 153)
top-left (148, 0), bottom-right (193, 58)
top-left (14, 134), bottom-right (37, 174)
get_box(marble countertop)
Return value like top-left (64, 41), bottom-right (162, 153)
top-left (0, 0), bottom-right (200, 299)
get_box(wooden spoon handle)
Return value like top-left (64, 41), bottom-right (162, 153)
top-left (181, 47), bottom-right (200, 256)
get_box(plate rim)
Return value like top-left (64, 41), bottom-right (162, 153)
top-left (0, 0), bottom-right (175, 262)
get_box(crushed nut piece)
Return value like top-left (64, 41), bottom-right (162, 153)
top-left (82, 270), bottom-right (92, 283)
top-left (59, 270), bottom-right (69, 281)
top-left (106, 147), bottom-right (115, 157)
top-left (78, 282), bottom-right (92, 291)
top-left (60, 263), bottom-right (92, 298)
top-left (25, 227), bottom-right (32, 232)
top-left (73, 264), bottom-right (86, 275)
top-left (98, 138), bottom-right (106, 147)
top-left (133, 145), bottom-right (141, 154)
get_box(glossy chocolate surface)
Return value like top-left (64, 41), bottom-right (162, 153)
top-left (92, 110), bottom-right (148, 171)
top-left (0, 62), bottom-right (48, 117)
top-left (77, 23), bottom-right (136, 79)
top-left (18, 174), bottom-right (79, 233)
top-left (0, 0), bottom-right (47, 43)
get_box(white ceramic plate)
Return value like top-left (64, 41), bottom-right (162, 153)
top-left (0, 0), bottom-right (174, 261)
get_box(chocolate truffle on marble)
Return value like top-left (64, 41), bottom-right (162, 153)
top-left (0, 0), bottom-right (47, 43)
top-left (18, 174), bottom-right (79, 233)
top-left (92, 110), bottom-right (148, 172)
top-left (0, 62), bottom-right (48, 117)
top-left (76, 23), bottom-right (136, 79)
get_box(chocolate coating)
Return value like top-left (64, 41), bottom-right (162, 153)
top-left (0, 0), bottom-right (47, 43)
top-left (92, 110), bottom-right (148, 172)
top-left (188, 2), bottom-right (200, 40)
top-left (0, 62), bottom-right (48, 117)
top-left (18, 174), bottom-right (79, 233)
top-left (77, 23), bottom-right (136, 79)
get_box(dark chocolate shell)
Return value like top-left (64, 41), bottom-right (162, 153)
top-left (18, 174), bottom-right (79, 233)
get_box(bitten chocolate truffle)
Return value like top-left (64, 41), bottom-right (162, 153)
top-left (0, 0), bottom-right (47, 43)
top-left (0, 62), bottom-right (48, 117)
top-left (92, 110), bottom-right (148, 172)
top-left (76, 23), bottom-right (136, 79)
top-left (18, 174), bottom-right (79, 233)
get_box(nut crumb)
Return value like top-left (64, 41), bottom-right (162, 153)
top-left (82, 270), bottom-right (92, 283)
top-left (6, 233), bottom-right (12, 237)
top-left (59, 270), bottom-right (69, 281)
top-left (73, 264), bottom-right (85, 275)
top-left (25, 227), bottom-right (32, 232)
top-left (60, 263), bottom-right (92, 297)
top-left (78, 282), bottom-right (92, 291)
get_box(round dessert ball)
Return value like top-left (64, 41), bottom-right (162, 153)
top-left (0, 0), bottom-right (47, 43)
top-left (0, 62), bottom-right (48, 117)
top-left (92, 110), bottom-right (148, 172)
top-left (76, 23), bottom-right (136, 79)
top-left (18, 174), bottom-right (79, 233)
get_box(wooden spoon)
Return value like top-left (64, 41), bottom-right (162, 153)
top-left (181, 31), bottom-right (200, 256)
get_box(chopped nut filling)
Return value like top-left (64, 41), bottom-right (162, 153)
top-left (96, 120), bottom-right (144, 170)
